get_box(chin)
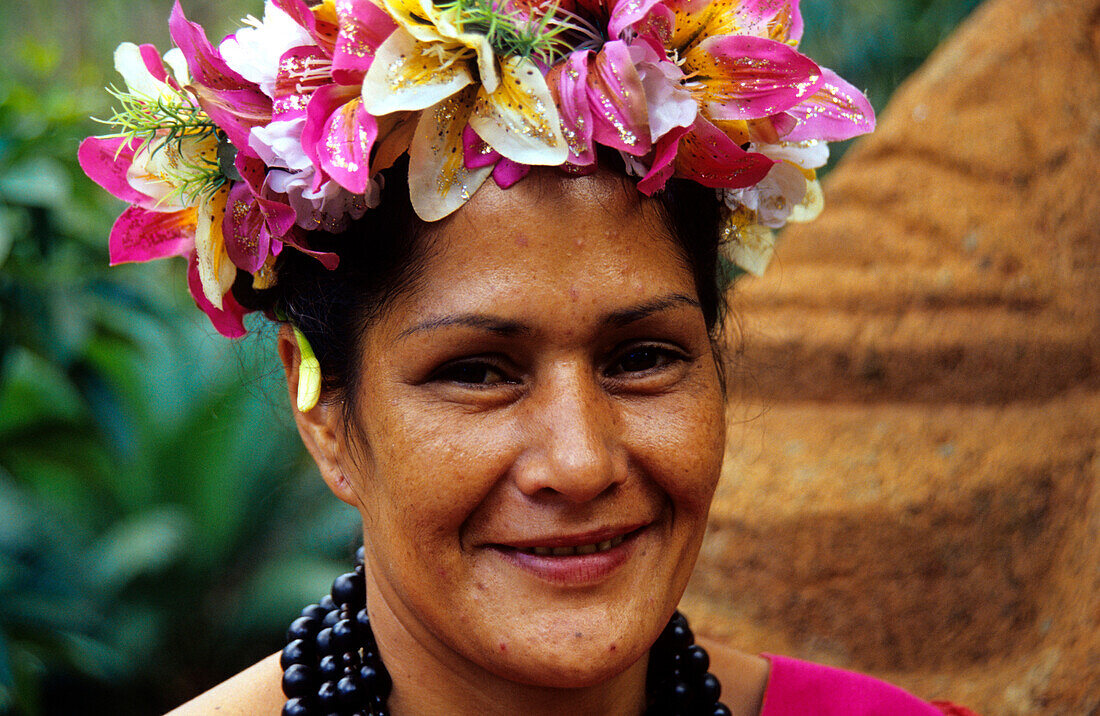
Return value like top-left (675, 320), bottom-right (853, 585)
top-left (464, 596), bottom-right (672, 689)
top-left (484, 631), bottom-right (652, 690)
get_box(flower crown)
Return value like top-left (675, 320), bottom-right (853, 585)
top-left (79, 0), bottom-right (874, 342)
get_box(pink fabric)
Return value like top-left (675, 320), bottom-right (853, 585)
top-left (759, 654), bottom-right (945, 716)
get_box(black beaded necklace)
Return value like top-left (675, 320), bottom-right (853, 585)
top-left (281, 551), bottom-right (731, 716)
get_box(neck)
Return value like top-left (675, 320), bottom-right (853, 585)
top-left (366, 576), bottom-right (649, 716)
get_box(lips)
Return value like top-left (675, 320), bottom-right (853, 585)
top-left (489, 526), bottom-right (647, 586)
top-left (515, 534), bottom-right (627, 556)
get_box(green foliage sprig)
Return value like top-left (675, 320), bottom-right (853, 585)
top-left (94, 84), bottom-right (226, 206)
top-left (435, 0), bottom-right (572, 63)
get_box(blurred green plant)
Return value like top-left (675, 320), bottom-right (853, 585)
top-left (0, 20), bottom-right (360, 716)
top-left (0, 0), bottom-right (986, 713)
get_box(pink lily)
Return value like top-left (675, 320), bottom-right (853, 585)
top-left (78, 136), bottom-right (248, 337)
top-left (169, 1), bottom-right (273, 153)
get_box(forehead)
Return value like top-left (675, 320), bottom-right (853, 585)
top-left (400, 170), bottom-right (694, 319)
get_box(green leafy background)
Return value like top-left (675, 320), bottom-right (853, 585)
top-left (0, 0), bottom-right (982, 712)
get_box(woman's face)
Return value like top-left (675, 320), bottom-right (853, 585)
top-left (328, 170), bottom-right (726, 688)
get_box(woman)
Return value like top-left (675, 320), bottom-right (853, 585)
top-left (79, 0), bottom-right (973, 713)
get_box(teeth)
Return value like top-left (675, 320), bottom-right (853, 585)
top-left (520, 534), bottom-right (628, 557)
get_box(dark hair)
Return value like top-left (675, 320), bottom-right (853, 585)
top-left (235, 155), bottom-right (727, 421)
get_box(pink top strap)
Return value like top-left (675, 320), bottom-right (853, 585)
top-left (759, 654), bottom-right (946, 716)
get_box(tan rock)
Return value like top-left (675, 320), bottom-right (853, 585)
top-left (685, 0), bottom-right (1100, 713)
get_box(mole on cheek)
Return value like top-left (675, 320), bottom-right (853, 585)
top-left (499, 642), bottom-right (507, 653)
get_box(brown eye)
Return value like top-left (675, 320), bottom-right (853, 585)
top-left (608, 345), bottom-right (683, 376)
top-left (433, 360), bottom-right (512, 386)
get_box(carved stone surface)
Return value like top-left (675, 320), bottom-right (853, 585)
top-left (683, 0), bottom-right (1100, 712)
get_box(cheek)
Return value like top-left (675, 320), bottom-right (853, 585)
top-left (624, 387), bottom-right (726, 512)
top-left (356, 400), bottom-right (520, 550)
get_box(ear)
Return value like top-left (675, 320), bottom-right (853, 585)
top-left (278, 324), bottom-right (360, 507)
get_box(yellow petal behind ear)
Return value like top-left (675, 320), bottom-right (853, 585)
top-left (294, 327), bottom-right (322, 413)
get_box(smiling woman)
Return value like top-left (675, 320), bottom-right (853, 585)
top-left (275, 168), bottom-right (729, 714)
top-left (74, 0), bottom-right (978, 714)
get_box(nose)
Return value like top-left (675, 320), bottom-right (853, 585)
top-left (512, 362), bottom-right (626, 503)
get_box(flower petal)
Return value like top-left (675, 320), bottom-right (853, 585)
top-left (407, 86), bottom-right (493, 221)
top-left (302, 83), bottom-right (378, 194)
top-left (169, 0), bottom-right (251, 90)
top-left (788, 177), bottom-right (823, 223)
top-left (78, 137), bottom-right (155, 206)
top-left (113, 42), bottom-right (171, 99)
top-left (192, 86), bottom-right (273, 151)
top-left (492, 159), bottom-right (529, 188)
top-left (462, 125), bottom-right (501, 169)
top-left (684, 34), bottom-right (822, 121)
top-left (108, 206), bottom-right (196, 265)
top-left (547, 51), bottom-right (595, 165)
top-left (721, 219), bottom-right (775, 276)
top-left (282, 227), bottom-right (341, 270)
top-left (608, 0), bottom-right (667, 39)
top-left (332, 0), bottom-right (396, 84)
top-left (273, 0), bottom-right (332, 50)
top-left (783, 67), bottom-right (876, 142)
top-left (273, 46), bottom-right (331, 120)
top-left (676, 117), bottom-right (775, 189)
top-left (193, 185), bottom-right (236, 309)
top-left (360, 27), bottom-right (475, 115)
top-left (469, 56), bottom-right (568, 166)
top-left (587, 40), bottom-right (651, 156)
top-left (223, 182), bottom-right (272, 273)
top-left (735, 0), bottom-right (804, 44)
top-left (666, 0), bottom-right (735, 53)
top-left (372, 111), bottom-right (418, 172)
top-left (378, 0), bottom-right (447, 44)
top-left (187, 251), bottom-right (248, 338)
top-left (631, 44), bottom-right (697, 141)
top-left (637, 124), bottom-right (689, 195)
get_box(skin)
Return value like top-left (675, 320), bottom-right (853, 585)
top-left (169, 169), bottom-right (770, 715)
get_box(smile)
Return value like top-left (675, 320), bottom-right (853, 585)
top-left (491, 527), bottom-right (647, 586)
top-left (516, 535), bottom-right (627, 556)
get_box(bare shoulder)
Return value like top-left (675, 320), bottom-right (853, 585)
top-left (166, 651), bottom-right (285, 715)
top-left (695, 636), bottom-right (771, 716)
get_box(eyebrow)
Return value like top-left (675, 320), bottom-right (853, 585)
top-left (397, 293), bottom-right (700, 340)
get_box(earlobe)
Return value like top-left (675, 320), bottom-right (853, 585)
top-left (277, 325), bottom-right (360, 507)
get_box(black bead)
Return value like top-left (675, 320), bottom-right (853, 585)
top-left (282, 697), bottom-right (312, 716)
top-left (336, 674), bottom-right (362, 706)
top-left (301, 603), bottom-right (328, 621)
top-left (281, 639), bottom-right (311, 670)
top-left (319, 595), bottom-right (337, 611)
top-left (319, 654), bottom-right (342, 681)
top-left (356, 545), bottom-right (365, 563)
top-left (700, 673), bottom-right (722, 703)
top-left (332, 572), bottom-right (365, 609)
top-left (331, 618), bottom-right (357, 652)
top-left (322, 609), bottom-right (341, 628)
top-left (667, 622), bottom-right (693, 651)
top-left (317, 680), bottom-right (339, 708)
top-left (316, 627), bottom-right (334, 655)
top-left (711, 704), bottom-right (732, 716)
top-left (684, 644), bottom-right (710, 675)
top-left (282, 664), bottom-right (315, 698)
top-left (360, 664), bottom-right (392, 698)
top-left (356, 607), bottom-right (371, 630)
top-left (671, 681), bottom-right (693, 705)
top-left (287, 616), bottom-right (320, 643)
